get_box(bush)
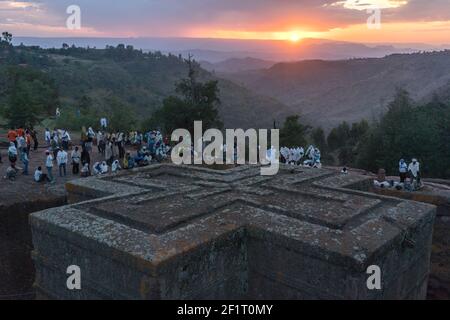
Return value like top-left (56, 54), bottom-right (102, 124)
top-left (55, 109), bottom-right (98, 131)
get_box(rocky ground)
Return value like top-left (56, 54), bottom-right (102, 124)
top-left (0, 142), bottom-right (135, 300)
top-left (0, 145), bottom-right (109, 196)
top-left (328, 168), bottom-right (450, 299)
top-left (0, 146), bottom-right (449, 300)
top-left (334, 168), bottom-right (450, 299)
top-left (428, 216), bottom-right (450, 299)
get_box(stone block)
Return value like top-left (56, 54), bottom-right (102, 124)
top-left (30, 164), bottom-right (436, 299)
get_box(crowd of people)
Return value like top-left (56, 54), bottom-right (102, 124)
top-left (1, 123), bottom-right (425, 194)
top-left (374, 158), bottom-right (423, 191)
top-left (279, 145), bottom-right (424, 191)
top-left (1, 122), bottom-right (172, 183)
top-left (280, 145), bottom-right (322, 168)
top-left (279, 144), bottom-right (424, 191)
top-left (2, 127), bottom-right (38, 180)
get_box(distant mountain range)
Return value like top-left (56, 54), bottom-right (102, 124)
top-left (220, 51), bottom-right (450, 129)
top-left (13, 37), bottom-right (441, 62)
top-left (200, 57), bottom-right (276, 73)
top-left (9, 37), bottom-right (450, 131)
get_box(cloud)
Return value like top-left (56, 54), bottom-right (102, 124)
top-left (327, 0), bottom-right (408, 10)
top-left (0, 1), bottom-right (57, 25)
top-left (383, 0), bottom-right (450, 22)
top-left (1, 0), bottom-right (450, 42)
top-left (0, 1), bottom-right (41, 10)
top-left (0, 0), bottom-right (104, 36)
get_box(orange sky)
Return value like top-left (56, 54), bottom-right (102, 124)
top-left (1, 0), bottom-right (450, 45)
top-left (190, 21), bottom-right (450, 44)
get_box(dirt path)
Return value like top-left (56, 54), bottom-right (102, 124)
top-left (0, 144), bottom-right (114, 203)
top-left (0, 141), bottom-right (133, 300)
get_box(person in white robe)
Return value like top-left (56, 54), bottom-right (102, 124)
top-left (408, 158), bottom-right (421, 188)
top-left (100, 161), bottom-right (109, 174)
top-left (280, 147), bottom-right (290, 164)
top-left (112, 160), bottom-right (121, 173)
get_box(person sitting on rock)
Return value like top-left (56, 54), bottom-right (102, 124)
top-left (123, 152), bottom-right (135, 169)
top-left (93, 161), bottom-right (109, 175)
top-left (100, 161), bottom-right (109, 174)
top-left (304, 145), bottom-right (320, 167)
top-left (155, 143), bottom-right (169, 162)
top-left (4, 165), bottom-right (17, 181)
top-left (112, 160), bottom-right (121, 173)
top-left (34, 166), bottom-right (49, 183)
top-left (313, 148), bottom-right (322, 168)
top-left (374, 168), bottom-right (390, 188)
top-left (93, 162), bottom-right (102, 175)
top-left (80, 163), bottom-right (90, 177)
top-left (134, 146), bottom-right (149, 166)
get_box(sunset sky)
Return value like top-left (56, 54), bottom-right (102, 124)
top-left (1, 0), bottom-right (450, 44)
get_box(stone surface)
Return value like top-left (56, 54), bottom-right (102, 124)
top-left (428, 216), bottom-right (450, 299)
top-left (0, 193), bottom-right (66, 300)
top-left (30, 164), bottom-right (436, 300)
top-left (372, 185), bottom-right (450, 217)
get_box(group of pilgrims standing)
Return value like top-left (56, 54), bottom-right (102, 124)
top-left (3, 123), bottom-right (427, 195)
top-left (280, 145), bottom-right (322, 168)
top-left (57, 126), bottom-right (172, 179)
top-left (373, 158), bottom-right (423, 191)
top-left (2, 118), bottom-right (172, 182)
top-left (3, 127), bottom-right (38, 179)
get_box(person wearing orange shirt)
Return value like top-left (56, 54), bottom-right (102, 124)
top-left (16, 128), bottom-right (24, 138)
top-left (25, 130), bottom-right (32, 155)
top-left (7, 128), bottom-right (17, 147)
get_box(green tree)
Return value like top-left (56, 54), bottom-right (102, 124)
top-left (356, 89), bottom-right (450, 178)
top-left (327, 121), bottom-right (350, 151)
top-left (77, 95), bottom-right (93, 113)
top-left (311, 127), bottom-right (328, 153)
top-left (1, 31), bottom-right (12, 44)
top-left (326, 119), bottom-right (370, 166)
top-left (279, 115), bottom-right (310, 147)
top-left (55, 108), bottom-right (98, 131)
top-left (152, 57), bottom-right (222, 134)
top-left (349, 120), bottom-right (370, 144)
top-left (1, 66), bottom-right (59, 128)
top-left (106, 97), bottom-right (137, 132)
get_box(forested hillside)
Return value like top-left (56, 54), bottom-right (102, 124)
top-left (223, 51), bottom-right (450, 129)
top-left (0, 41), bottom-right (290, 130)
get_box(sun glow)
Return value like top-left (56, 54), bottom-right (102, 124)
top-left (289, 32), bottom-right (301, 42)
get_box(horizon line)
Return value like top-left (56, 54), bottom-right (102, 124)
top-left (9, 35), bottom-right (449, 47)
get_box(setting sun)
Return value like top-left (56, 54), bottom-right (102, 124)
top-left (289, 32), bottom-right (301, 42)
